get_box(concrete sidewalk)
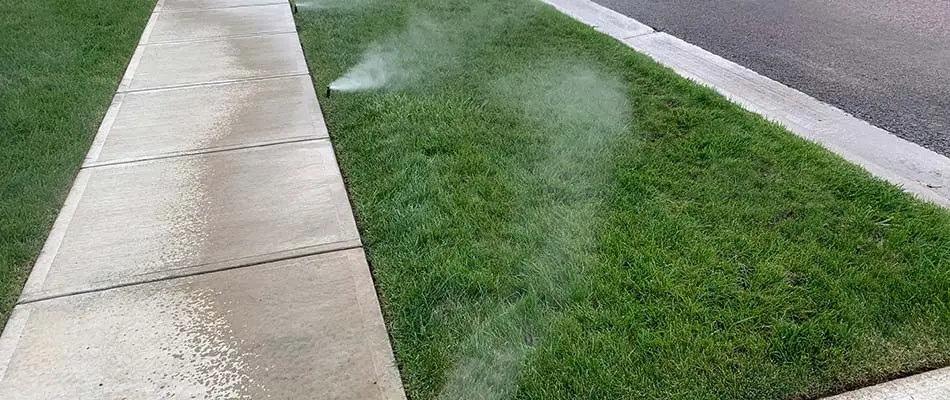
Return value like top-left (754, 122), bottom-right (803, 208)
top-left (0, 0), bottom-right (406, 398)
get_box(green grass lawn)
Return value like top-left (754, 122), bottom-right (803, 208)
top-left (297, 1), bottom-right (950, 398)
top-left (0, 0), bottom-right (153, 324)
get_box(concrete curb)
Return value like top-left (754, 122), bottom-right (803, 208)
top-left (542, 0), bottom-right (950, 398)
top-left (542, 0), bottom-right (950, 209)
top-left (824, 366), bottom-right (950, 400)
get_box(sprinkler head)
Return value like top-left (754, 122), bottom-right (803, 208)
top-left (326, 86), bottom-right (332, 98)
top-left (289, 0), bottom-right (298, 14)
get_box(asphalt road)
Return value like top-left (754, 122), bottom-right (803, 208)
top-left (594, 0), bottom-right (950, 157)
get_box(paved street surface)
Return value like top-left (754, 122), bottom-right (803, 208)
top-left (0, 0), bottom-right (406, 398)
top-left (594, 0), bottom-right (950, 157)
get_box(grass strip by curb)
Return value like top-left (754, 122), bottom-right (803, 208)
top-left (297, 1), bottom-right (950, 398)
top-left (0, 0), bottom-right (155, 327)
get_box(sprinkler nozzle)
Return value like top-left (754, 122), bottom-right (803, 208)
top-left (289, 0), bottom-right (298, 14)
top-left (326, 86), bottom-right (332, 98)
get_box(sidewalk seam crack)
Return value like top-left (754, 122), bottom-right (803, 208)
top-left (143, 30), bottom-right (299, 46)
top-left (82, 136), bottom-right (330, 169)
top-left (141, 30), bottom-right (299, 46)
top-left (156, 2), bottom-right (288, 12)
top-left (117, 72), bottom-right (311, 94)
top-left (18, 243), bottom-right (365, 306)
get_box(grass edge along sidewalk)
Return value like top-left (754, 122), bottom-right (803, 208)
top-left (0, 0), bottom-right (155, 327)
top-left (295, 0), bottom-right (950, 399)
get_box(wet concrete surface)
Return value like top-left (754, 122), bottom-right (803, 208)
top-left (91, 75), bottom-right (326, 164)
top-left (594, 0), bottom-right (950, 156)
top-left (21, 141), bottom-right (360, 301)
top-left (1, 250), bottom-right (403, 400)
top-left (120, 33), bottom-right (308, 91)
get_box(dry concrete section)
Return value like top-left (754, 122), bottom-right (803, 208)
top-left (543, 0), bottom-right (653, 39)
top-left (0, 250), bottom-right (404, 399)
top-left (0, 0), bottom-right (406, 398)
top-left (824, 367), bottom-right (950, 400)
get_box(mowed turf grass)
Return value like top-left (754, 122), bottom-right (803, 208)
top-left (0, 0), bottom-right (154, 325)
top-left (297, 1), bottom-right (950, 399)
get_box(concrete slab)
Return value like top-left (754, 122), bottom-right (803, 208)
top-left (88, 76), bottom-right (326, 165)
top-left (119, 33), bottom-right (308, 92)
top-left (0, 249), bottom-right (406, 400)
top-left (824, 367), bottom-right (950, 399)
top-left (144, 4), bottom-right (295, 44)
top-left (623, 32), bottom-right (950, 208)
top-left (21, 141), bottom-right (360, 302)
top-left (542, 0), bottom-right (653, 40)
top-left (160, 0), bottom-right (286, 12)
